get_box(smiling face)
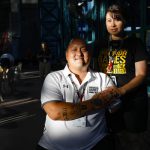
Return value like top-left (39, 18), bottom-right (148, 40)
top-left (66, 39), bottom-right (91, 71)
top-left (106, 12), bottom-right (125, 39)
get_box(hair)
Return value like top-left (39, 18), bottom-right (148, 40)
top-left (41, 42), bottom-right (48, 50)
top-left (106, 4), bottom-right (128, 23)
top-left (66, 37), bottom-right (93, 55)
top-left (66, 37), bottom-right (86, 50)
top-left (69, 37), bottom-right (86, 43)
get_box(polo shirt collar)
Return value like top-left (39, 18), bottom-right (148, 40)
top-left (63, 65), bottom-right (96, 82)
top-left (63, 64), bottom-right (72, 77)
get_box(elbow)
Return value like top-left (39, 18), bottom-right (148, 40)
top-left (137, 74), bottom-right (147, 80)
top-left (48, 111), bottom-right (61, 120)
top-left (43, 103), bottom-right (62, 121)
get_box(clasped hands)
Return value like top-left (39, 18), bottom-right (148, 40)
top-left (92, 86), bottom-right (121, 106)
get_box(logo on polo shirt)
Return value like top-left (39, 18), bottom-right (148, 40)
top-left (63, 84), bottom-right (69, 88)
top-left (89, 87), bottom-right (98, 93)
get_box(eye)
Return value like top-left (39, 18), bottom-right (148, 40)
top-left (115, 18), bottom-right (122, 22)
top-left (106, 19), bottom-right (112, 23)
top-left (71, 48), bottom-right (77, 52)
top-left (81, 47), bottom-right (87, 52)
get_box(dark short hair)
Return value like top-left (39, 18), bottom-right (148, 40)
top-left (106, 4), bottom-right (127, 22)
top-left (69, 37), bottom-right (86, 44)
top-left (66, 37), bottom-right (86, 50)
top-left (66, 37), bottom-right (93, 55)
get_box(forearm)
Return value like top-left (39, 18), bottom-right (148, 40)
top-left (119, 74), bottom-right (146, 95)
top-left (43, 88), bottom-right (118, 121)
top-left (43, 99), bottom-right (103, 121)
top-left (119, 60), bottom-right (148, 95)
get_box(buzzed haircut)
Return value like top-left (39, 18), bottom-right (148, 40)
top-left (66, 37), bottom-right (87, 51)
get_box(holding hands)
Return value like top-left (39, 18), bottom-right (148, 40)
top-left (92, 86), bottom-right (121, 106)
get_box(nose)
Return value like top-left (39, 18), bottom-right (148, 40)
top-left (76, 48), bottom-right (82, 55)
top-left (111, 20), bottom-right (116, 27)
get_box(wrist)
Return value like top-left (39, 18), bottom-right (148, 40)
top-left (119, 87), bottom-right (126, 95)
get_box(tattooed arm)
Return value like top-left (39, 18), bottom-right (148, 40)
top-left (43, 87), bottom-right (120, 121)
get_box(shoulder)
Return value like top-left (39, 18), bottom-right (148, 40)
top-left (91, 71), bottom-right (114, 87)
top-left (126, 35), bottom-right (144, 44)
top-left (125, 35), bottom-right (149, 60)
top-left (124, 35), bottom-right (146, 51)
top-left (46, 70), bottom-right (64, 80)
top-left (92, 71), bottom-right (110, 79)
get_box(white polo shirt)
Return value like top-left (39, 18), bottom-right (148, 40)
top-left (38, 65), bottom-right (114, 150)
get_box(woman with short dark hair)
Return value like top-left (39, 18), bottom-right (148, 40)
top-left (97, 3), bottom-right (149, 150)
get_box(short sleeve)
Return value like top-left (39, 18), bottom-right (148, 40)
top-left (133, 37), bottom-right (149, 62)
top-left (41, 73), bottom-right (63, 105)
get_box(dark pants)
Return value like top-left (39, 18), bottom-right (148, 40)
top-left (36, 145), bottom-right (47, 150)
top-left (91, 134), bottom-right (115, 150)
top-left (36, 135), bottom-right (115, 150)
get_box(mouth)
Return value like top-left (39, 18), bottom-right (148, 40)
top-left (110, 28), bottom-right (118, 31)
top-left (75, 57), bottom-right (84, 60)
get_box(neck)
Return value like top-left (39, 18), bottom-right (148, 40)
top-left (111, 33), bottom-right (126, 40)
top-left (75, 72), bottom-right (87, 84)
top-left (69, 66), bottom-right (88, 83)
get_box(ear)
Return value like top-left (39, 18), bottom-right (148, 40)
top-left (65, 51), bottom-right (68, 61)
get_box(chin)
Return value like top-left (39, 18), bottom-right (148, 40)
top-left (70, 60), bottom-right (87, 68)
top-left (75, 63), bottom-right (84, 68)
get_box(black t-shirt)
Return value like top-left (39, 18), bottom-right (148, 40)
top-left (37, 49), bottom-right (51, 63)
top-left (97, 35), bottom-right (148, 105)
top-left (96, 36), bottom-right (149, 132)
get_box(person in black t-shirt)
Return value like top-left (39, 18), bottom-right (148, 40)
top-left (37, 42), bottom-right (52, 80)
top-left (97, 3), bottom-right (149, 150)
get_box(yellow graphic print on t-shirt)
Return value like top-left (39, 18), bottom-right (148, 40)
top-left (99, 49), bottom-right (127, 74)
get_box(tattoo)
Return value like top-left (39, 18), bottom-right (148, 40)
top-left (74, 104), bottom-right (82, 116)
top-left (81, 104), bottom-right (87, 110)
top-left (72, 104), bottom-right (87, 117)
top-left (62, 104), bottom-right (88, 120)
top-left (91, 99), bottom-right (103, 107)
top-left (62, 107), bottom-right (68, 120)
top-left (108, 89), bottom-right (120, 99)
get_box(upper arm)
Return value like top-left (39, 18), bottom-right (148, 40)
top-left (41, 74), bottom-right (63, 105)
top-left (99, 73), bottom-right (115, 91)
top-left (40, 73), bottom-right (65, 120)
top-left (135, 60), bottom-right (147, 76)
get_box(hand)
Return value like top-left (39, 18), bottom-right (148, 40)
top-left (105, 86), bottom-right (122, 98)
top-left (92, 86), bottom-right (121, 105)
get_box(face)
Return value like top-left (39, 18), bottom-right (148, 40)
top-left (106, 12), bottom-right (125, 38)
top-left (41, 43), bottom-right (45, 48)
top-left (41, 43), bottom-right (46, 50)
top-left (66, 39), bottom-right (91, 70)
